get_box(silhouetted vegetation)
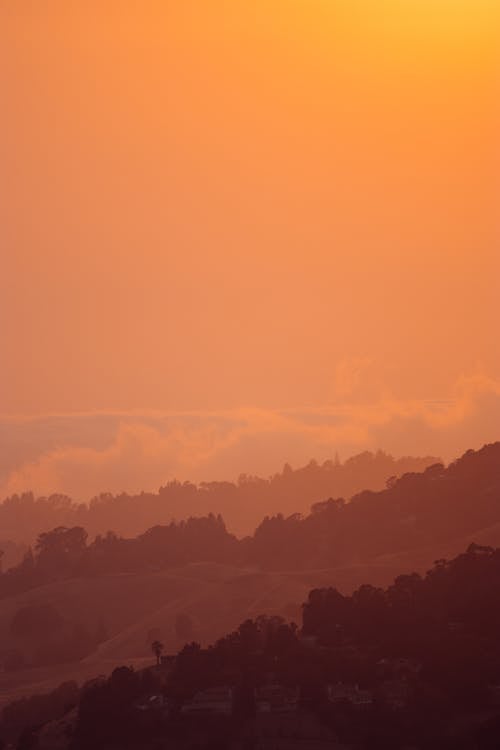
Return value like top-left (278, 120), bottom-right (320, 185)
top-left (0, 515), bottom-right (238, 602)
top-left (5, 543), bottom-right (500, 748)
top-left (0, 450), bottom-right (436, 546)
top-left (248, 442), bottom-right (500, 569)
top-left (0, 680), bottom-right (78, 746)
top-left (1, 444), bottom-right (499, 603)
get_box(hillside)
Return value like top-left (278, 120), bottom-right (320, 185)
top-left (0, 442), bottom-right (499, 706)
top-left (0, 537), bottom-right (497, 708)
top-left (247, 441), bottom-right (500, 568)
top-left (0, 558), bottom-right (414, 707)
top-left (6, 544), bottom-right (500, 750)
top-left (0, 451), bottom-right (437, 544)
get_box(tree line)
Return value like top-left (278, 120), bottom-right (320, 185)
top-left (1, 443), bottom-right (499, 601)
top-left (0, 450), bottom-right (436, 544)
top-left (4, 543), bottom-right (500, 748)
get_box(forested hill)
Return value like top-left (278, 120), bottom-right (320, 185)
top-left (5, 543), bottom-right (500, 749)
top-left (250, 441), bottom-right (500, 568)
top-left (0, 450), bottom-right (436, 543)
top-left (1, 443), bottom-right (499, 598)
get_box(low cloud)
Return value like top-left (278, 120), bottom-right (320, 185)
top-left (1, 373), bottom-right (500, 502)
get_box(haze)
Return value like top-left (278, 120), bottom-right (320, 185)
top-left (1, 1), bottom-right (499, 499)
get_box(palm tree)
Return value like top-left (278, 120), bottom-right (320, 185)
top-left (151, 639), bottom-right (164, 666)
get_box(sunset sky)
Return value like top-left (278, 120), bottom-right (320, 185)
top-left (1, 1), bottom-right (499, 499)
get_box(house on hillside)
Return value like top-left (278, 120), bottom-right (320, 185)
top-left (255, 684), bottom-right (300, 713)
top-left (377, 657), bottom-right (422, 680)
top-left (299, 634), bottom-right (318, 649)
top-left (181, 686), bottom-right (234, 716)
top-left (135, 694), bottom-right (169, 713)
top-left (327, 682), bottom-right (373, 706)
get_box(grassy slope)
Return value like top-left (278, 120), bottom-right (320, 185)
top-left (3, 519), bottom-right (500, 707)
top-left (0, 559), bottom-right (406, 706)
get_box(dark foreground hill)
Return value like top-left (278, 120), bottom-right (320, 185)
top-left (4, 543), bottom-right (500, 749)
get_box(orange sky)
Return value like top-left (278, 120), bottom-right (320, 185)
top-left (1, 1), bottom-right (499, 495)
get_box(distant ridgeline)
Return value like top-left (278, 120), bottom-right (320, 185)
top-left (4, 542), bottom-right (500, 748)
top-left (0, 450), bottom-right (436, 543)
top-left (0, 443), bottom-right (499, 598)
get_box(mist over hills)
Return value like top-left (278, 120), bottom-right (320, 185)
top-left (0, 442), bottom-right (498, 715)
top-left (0, 450), bottom-right (436, 550)
top-left (1, 443), bottom-right (499, 587)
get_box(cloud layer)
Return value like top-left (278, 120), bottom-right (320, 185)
top-left (1, 374), bottom-right (499, 502)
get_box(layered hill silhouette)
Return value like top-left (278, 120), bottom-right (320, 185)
top-left (2, 442), bottom-right (498, 584)
top-left (0, 442), bottom-right (499, 706)
top-left (0, 450), bottom-right (436, 545)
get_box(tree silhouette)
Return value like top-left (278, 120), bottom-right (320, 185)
top-left (151, 639), bottom-right (164, 666)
